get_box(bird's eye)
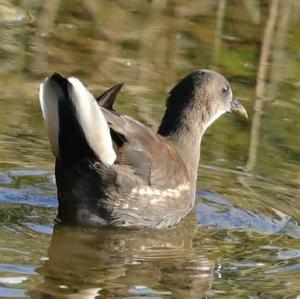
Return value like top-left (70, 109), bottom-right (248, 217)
top-left (222, 86), bottom-right (229, 94)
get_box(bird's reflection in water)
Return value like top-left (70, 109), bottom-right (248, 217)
top-left (30, 215), bottom-right (215, 298)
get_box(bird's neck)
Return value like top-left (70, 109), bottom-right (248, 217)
top-left (158, 106), bottom-right (209, 195)
top-left (169, 128), bottom-right (203, 196)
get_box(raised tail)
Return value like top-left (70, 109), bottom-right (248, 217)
top-left (39, 73), bottom-right (116, 165)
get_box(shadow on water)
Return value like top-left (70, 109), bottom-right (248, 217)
top-left (25, 192), bottom-right (300, 298)
top-left (29, 219), bottom-right (214, 299)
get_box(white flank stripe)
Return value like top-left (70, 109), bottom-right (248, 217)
top-left (39, 78), bottom-right (60, 157)
top-left (68, 77), bottom-right (116, 165)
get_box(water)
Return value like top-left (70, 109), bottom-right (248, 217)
top-left (0, 0), bottom-right (299, 297)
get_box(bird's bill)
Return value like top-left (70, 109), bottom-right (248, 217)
top-left (230, 98), bottom-right (248, 119)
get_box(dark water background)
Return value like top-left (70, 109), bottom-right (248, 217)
top-left (0, 0), bottom-right (300, 298)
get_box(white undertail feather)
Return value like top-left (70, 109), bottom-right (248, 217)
top-left (67, 77), bottom-right (116, 165)
top-left (39, 78), bottom-right (60, 157)
top-left (39, 76), bottom-right (116, 165)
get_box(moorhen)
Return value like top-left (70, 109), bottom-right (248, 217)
top-left (39, 70), bottom-right (247, 228)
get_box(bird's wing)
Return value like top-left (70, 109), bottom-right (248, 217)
top-left (96, 83), bottom-right (123, 110)
top-left (101, 108), bottom-right (189, 189)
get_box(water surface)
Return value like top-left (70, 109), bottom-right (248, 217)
top-left (0, 0), bottom-right (300, 298)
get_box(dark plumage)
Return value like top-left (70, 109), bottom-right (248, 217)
top-left (96, 83), bottom-right (123, 110)
top-left (39, 70), bottom-right (247, 228)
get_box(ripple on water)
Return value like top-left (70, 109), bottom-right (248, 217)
top-left (128, 285), bottom-right (172, 297)
top-left (277, 249), bottom-right (300, 261)
top-left (0, 173), bottom-right (13, 184)
top-left (0, 264), bottom-right (36, 276)
top-left (196, 190), bottom-right (300, 238)
top-left (0, 277), bottom-right (27, 285)
top-left (0, 169), bottom-right (56, 208)
top-left (23, 223), bottom-right (53, 235)
top-left (0, 187), bottom-right (57, 208)
top-left (0, 287), bottom-right (26, 298)
top-left (0, 264), bottom-right (34, 298)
